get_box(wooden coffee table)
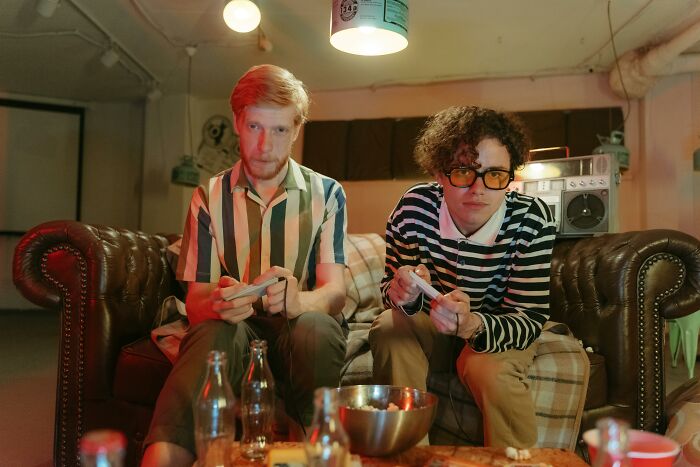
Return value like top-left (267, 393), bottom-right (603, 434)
top-left (230, 442), bottom-right (589, 466)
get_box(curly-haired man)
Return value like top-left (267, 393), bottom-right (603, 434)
top-left (369, 106), bottom-right (556, 448)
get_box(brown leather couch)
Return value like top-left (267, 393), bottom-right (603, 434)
top-left (13, 220), bottom-right (700, 465)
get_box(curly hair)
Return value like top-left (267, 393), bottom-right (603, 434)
top-left (414, 106), bottom-right (530, 176)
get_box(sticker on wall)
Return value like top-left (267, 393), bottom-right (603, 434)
top-left (196, 115), bottom-right (239, 175)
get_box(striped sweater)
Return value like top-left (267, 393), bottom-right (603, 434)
top-left (381, 182), bottom-right (556, 353)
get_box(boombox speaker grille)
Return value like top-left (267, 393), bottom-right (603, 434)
top-left (561, 189), bottom-right (609, 235)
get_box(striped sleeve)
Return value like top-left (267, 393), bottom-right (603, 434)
top-left (175, 185), bottom-right (222, 283)
top-left (474, 196), bottom-right (556, 352)
top-left (317, 178), bottom-right (348, 266)
top-left (380, 187), bottom-right (431, 314)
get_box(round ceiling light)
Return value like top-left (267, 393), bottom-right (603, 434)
top-left (223, 0), bottom-right (261, 33)
top-left (330, 0), bottom-right (408, 56)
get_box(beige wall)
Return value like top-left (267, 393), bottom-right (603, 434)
top-left (641, 73), bottom-right (700, 238)
top-left (308, 73), bottom-right (644, 234)
top-left (81, 102), bottom-right (144, 228)
top-left (2, 98), bottom-right (145, 309)
top-left (141, 95), bottom-right (234, 235)
top-left (141, 71), bottom-right (700, 239)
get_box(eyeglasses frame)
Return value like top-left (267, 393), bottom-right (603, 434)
top-left (444, 167), bottom-right (515, 190)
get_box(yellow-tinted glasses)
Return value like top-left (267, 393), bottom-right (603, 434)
top-left (444, 167), bottom-right (514, 190)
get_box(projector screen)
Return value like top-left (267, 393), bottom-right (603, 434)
top-left (0, 99), bottom-right (84, 234)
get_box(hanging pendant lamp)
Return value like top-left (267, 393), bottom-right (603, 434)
top-left (330, 0), bottom-right (409, 56)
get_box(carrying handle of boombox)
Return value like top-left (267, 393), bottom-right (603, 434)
top-left (528, 146), bottom-right (570, 161)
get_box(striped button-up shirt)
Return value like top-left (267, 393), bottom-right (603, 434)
top-left (382, 182), bottom-right (556, 353)
top-left (177, 159), bottom-right (347, 290)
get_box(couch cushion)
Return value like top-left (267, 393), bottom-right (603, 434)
top-left (342, 233), bottom-right (385, 324)
top-left (114, 337), bottom-right (173, 406)
top-left (341, 323), bottom-right (374, 385)
top-left (428, 328), bottom-right (589, 450)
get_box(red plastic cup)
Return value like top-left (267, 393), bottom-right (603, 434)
top-left (583, 428), bottom-right (680, 466)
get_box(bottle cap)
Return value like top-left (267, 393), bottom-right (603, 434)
top-left (79, 429), bottom-right (127, 454)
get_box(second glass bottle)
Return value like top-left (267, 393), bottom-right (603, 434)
top-left (241, 339), bottom-right (276, 460)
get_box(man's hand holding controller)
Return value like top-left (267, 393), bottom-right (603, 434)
top-left (222, 277), bottom-right (281, 301)
top-left (387, 264), bottom-right (436, 307)
top-left (213, 274), bottom-right (288, 323)
top-left (398, 266), bottom-right (483, 340)
top-left (212, 276), bottom-right (259, 324)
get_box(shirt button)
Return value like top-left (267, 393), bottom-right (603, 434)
top-left (459, 258), bottom-right (466, 266)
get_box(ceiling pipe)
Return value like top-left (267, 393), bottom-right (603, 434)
top-left (609, 19), bottom-right (700, 99)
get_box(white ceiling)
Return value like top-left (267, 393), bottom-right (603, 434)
top-left (1, 0), bottom-right (700, 102)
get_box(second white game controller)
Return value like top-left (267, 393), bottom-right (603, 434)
top-left (223, 277), bottom-right (281, 301)
top-left (408, 270), bottom-right (441, 299)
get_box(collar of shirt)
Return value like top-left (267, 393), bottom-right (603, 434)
top-left (438, 195), bottom-right (506, 246)
top-left (226, 158), bottom-right (307, 194)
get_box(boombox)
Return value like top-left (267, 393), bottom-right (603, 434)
top-left (509, 153), bottom-right (620, 237)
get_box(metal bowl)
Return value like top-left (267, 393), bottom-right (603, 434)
top-left (335, 385), bottom-right (438, 457)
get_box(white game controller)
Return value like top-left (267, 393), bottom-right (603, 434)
top-left (408, 270), bottom-right (441, 299)
top-left (223, 277), bottom-right (281, 301)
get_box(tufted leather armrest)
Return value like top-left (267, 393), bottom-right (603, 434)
top-left (549, 229), bottom-right (700, 433)
top-left (13, 220), bottom-right (177, 465)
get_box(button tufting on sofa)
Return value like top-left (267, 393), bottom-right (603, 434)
top-left (13, 221), bottom-right (700, 465)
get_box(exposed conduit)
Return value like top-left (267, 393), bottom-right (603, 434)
top-left (610, 19), bottom-right (700, 99)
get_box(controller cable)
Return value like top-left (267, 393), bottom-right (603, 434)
top-left (283, 278), bottom-right (308, 439)
top-left (428, 270), bottom-right (474, 442)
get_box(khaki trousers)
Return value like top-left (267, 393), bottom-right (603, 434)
top-left (145, 313), bottom-right (346, 454)
top-left (369, 308), bottom-right (538, 448)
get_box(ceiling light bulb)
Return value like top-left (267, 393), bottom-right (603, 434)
top-left (223, 0), bottom-right (261, 33)
top-left (36, 0), bottom-right (60, 18)
top-left (100, 48), bottom-right (119, 68)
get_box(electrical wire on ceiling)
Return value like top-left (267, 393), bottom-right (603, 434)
top-left (0, 29), bottom-right (150, 86)
top-left (129, 0), bottom-right (269, 51)
top-left (185, 46), bottom-right (196, 159)
top-left (577, 0), bottom-right (655, 68)
top-left (65, 0), bottom-right (159, 86)
top-left (2, 0), bottom-right (162, 95)
top-left (606, 0), bottom-right (631, 129)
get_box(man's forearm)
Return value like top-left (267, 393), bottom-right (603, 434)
top-left (297, 283), bottom-right (346, 316)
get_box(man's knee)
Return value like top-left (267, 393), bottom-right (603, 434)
top-left (370, 308), bottom-right (408, 342)
top-left (178, 319), bottom-right (249, 366)
top-left (457, 350), bottom-right (529, 398)
top-left (291, 313), bottom-right (345, 355)
top-left (186, 319), bottom-right (236, 343)
top-left (457, 350), bottom-right (503, 393)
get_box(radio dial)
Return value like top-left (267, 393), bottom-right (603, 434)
top-left (569, 181), bottom-right (576, 188)
top-left (579, 181), bottom-right (586, 186)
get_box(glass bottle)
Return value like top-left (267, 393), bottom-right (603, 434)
top-left (592, 417), bottom-right (632, 467)
top-left (304, 387), bottom-right (350, 467)
top-left (194, 350), bottom-right (236, 467)
top-left (240, 339), bottom-right (276, 460)
top-left (79, 429), bottom-right (126, 467)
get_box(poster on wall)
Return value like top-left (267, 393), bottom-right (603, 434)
top-left (195, 114), bottom-right (239, 177)
top-left (0, 99), bottom-right (83, 234)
